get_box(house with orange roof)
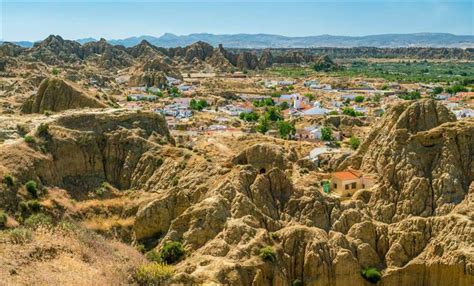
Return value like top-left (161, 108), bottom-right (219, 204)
top-left (331, 168), bottom-right (376, 197)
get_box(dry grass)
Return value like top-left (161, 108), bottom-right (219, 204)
top-left (0, 224), bottom-right (145, 285)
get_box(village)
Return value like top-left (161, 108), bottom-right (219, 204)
top-left (108, 70), bottom-right (474, 199)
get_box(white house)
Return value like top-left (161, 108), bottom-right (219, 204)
top-left (303, 107), bottom-right (329, 116)
top-left (341, 94), bottom-right (357, 101)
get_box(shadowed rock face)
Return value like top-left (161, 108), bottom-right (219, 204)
top-left (21, 78), bottom-right (107, 113)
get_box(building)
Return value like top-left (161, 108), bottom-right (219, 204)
top-left (128, 94), bottom-right (158, 101)
top-left (303, 106), bottom-right (329, 116)
top-left (331, 168), bottom-right (376, 197)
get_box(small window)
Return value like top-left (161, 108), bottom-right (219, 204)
top-left (362, 184), bottom-right (365, 188)
top-left (345, 185), bottom-right (349, 190)
top-left (351, 182), bottom-right (356, 189)
top-left (333, 183), bottom-right (337, 189)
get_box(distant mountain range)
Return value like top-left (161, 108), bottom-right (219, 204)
top-left (3, 33), bottom-right (474, 48)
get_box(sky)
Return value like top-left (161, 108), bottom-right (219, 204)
top-left (1, 0), bottom-right (473, 41)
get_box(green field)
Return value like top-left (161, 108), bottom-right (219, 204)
top-left (263, 61), bottom-right (474, 84)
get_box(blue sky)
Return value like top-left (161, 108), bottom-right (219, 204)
top-left (1, 0), bottom-right (472, 41)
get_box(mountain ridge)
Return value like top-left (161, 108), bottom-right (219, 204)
top-left (3, 32), bottom-right (473, 48)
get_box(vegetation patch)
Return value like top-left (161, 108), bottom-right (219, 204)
top-left (361, 267), bottom-right (382, 284)
top-left (25, 180), bottom-right (38, 198)
top-left (2, 175), bottom-right (14, 187)
top-left (159, 241), bottom-right (185, 264)
top-left (259, 246), bottom-right (277, 262)
top-left (0, 210), bottom-right (7, 228)
top-left (24, 213), bottom-right (53, 228)
top-left (134, 262), bottom-right (173, 285)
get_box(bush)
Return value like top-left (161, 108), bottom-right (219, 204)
top-left (259, 246), bottom-right (276, 262)
top-left (321, 127), bottom-right (333, 141)
top-left (24, 213), bottom-right (53, 228)
top-left (36, 123), bottom-right (49, 137)
top-left (26, 200), bottom-right (41, 212)
top-left (361, 267), bottom-right (382, 284)
top-left (2, 175), bottom-right (14, 187)
top-left (240, 111), bottom-right (260, 122)
top-left (25, 180), bottom-right (38, 198)
top-left (145, 250), bottom-right (161, 262)
top-left (0, 211), bottom-right (7, 228)
top-left (159, 241), bottom-right (185, 264)
top-left (354, 95), bottom-right (365, 103)
top-left (277, 120), bottom-right (295, 139)
top-left (52, 68), bottom-right (60, 75)
top-left (349, 136), bottom-right (361, 150)
top-left (292, 279), bottom-right (303, 286)
top-left (24, 135), bottom-right (36, 144)
top-left (6, 228), bottom-right (33, 244)
top-left (134, 262), bottom-right (173, 285)
top-left (136, 244), bottom-right (146, 254)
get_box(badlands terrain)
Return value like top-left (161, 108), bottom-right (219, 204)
top-left (0, 36), bottom-right (473, 285)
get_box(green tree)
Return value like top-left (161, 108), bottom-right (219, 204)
top-left (256, 116), bottom-right (269, 134)
top-left (279, 101), bottom-right (290, 110)
top-left (277, 121), bottom-right (295, 139)
top-left (431, 86), bottom-right (443, 96)
top-left (239, 112), bottom-right (259, 122)
top-left (159, 241), bottom-right (185, 264)
top-left (354, 95), bottom-right (365, 103)
top-left (265, 107), bottom-right (283, 121)
top-left (321, 127), bottom-right (333, 141)
top-left (349, 136), bottom-right (361, 150)
top-left (304, 93), bottom-right (315, 102)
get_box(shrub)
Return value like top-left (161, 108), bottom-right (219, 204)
top-left (159, 241), bottom-right (185, 264)
top-left (25, 180), bottom-right (38, 198)
top-left (259, 246), bottom-right (276, 262)
top-left (277, 120), bottom-right (295, 139)
top-left (3, 175), bottom-right (14, 186)
top-left (24, 213), bottom-right (53, 228)
top-left (24, 135), bottom-right (36, 144)
top-left (354, 95), bottom-right (365, 103)
top-left (145, 250), bottom-right (161, 262)
top-left (361, 267), bottom-right (382, 284)
top-left (0, 210), bottom-right (7, 228)
top-left (7, 228), bottom-right (33, 244)
top-left (349, 136), bottom-right (361, 150)
top-left (26, 200), bottom-right (41, 212)
top-left (292, 279), bottom-right (303, 286)
top-left (321, 127), bottom-right (333, 141)
top-left (136, 244), bottom-right (146, 254)
top-left (269, 232), bottom-right (279, 241)
top-left (52, 68), bottom-right (60, 75)
top-left (36, 123), bottom-right (49, 137)
top-left (134, 262), bottom-right (173, 285)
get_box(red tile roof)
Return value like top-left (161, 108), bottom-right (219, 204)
top-left (332, 170), bottom-right (362, 181)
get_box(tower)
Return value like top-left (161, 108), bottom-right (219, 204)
top-left (293, 94), bottom-right (301, 110)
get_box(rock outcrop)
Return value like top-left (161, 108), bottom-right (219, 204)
top-left (129, 99), bottom-right (473, 285)
top-left (21, 78), bottom-right (107, 113)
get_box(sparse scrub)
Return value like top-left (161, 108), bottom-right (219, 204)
top-left (24, 135), bottom-right (36, 144)
top-left (134, 262), bottom-right (173, 285)
top-left (24, 213), bottom-right (53, 228)
top-left (292, 279), bottom-right (303, 286)
top-left (159, 241), bottom-right (185, 264)
top-left (259, 246), bottom-right (276, 262)
top-left (2, 175), bottom-right (14, 187)
top-left (361, 267), bottom-right (382, 284)
top-left (26, 200), bottom-right (41, 212)
top-left (6, 228), bottom-right (33, 244)
top-left (36, 123), bottom-right (49, 137)
top-left (0, 210), bottom-right (7, 228)
top-left (25, 180), bottom-right (38, 198)
top-left (145, 249), bottom-right (161, 262)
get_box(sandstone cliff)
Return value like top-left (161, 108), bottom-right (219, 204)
top-left (21, 78), bottom-right (107, 113)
